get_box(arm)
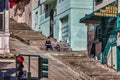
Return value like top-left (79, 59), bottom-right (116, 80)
top-left (45, 41), bottom-right (52, 46)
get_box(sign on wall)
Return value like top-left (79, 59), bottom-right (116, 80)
top-left (94, 1), bottom-right (118, 17)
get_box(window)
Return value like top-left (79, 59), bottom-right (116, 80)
top-left (107, 17), bottom-right (116, 27)
top-left (95, 0), bottom-right (103, 5)
top-left (106, 17), bottom-right (116, 28)
top-left (59, 0), bottom-right (64, 3)
top-left (45, 4), bottom-right (48, 11)
top-left (95, 0), bottom-right (102, 2)
top-left (40, 5), bottom-right (42, 15)
top-left (0, 14), bottom-right (3, 31)
top-left (0, 0), bottom-right (4, 12)
top-left (54, 9), bottom-right (57, 16)
top-left (96, 26), bottom-right (101, 39)
top-left (97, 27), bottom-right (101, 38)
top-left (0, 0), bottom-right (4, 31)
top-left (40, 4), bottom-right (45, 14)
top-left (45, 4), bottom-right (50, 18)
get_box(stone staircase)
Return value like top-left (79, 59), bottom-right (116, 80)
top-left (10, 19), bottom-right (47, 50)
top-left (57, 55), bottom-right (120, 80)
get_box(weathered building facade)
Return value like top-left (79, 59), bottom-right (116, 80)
top-left (0, 0), bottom-right (10, 54)
top-left (38, 0), bottom-right (93, 51)
top-left (9, 0), bottom-right (39, 30)
top-left (80, 0), bottom-right (120, 71)
top-left (9, 0), bottom-right (94, 51)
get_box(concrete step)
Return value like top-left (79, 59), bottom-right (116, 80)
top-left (0, 53), bottom-right (15, 59)
top-left (10, 19), bottom-right (47, 50)
top-left (0, 59), bottom-right (15, 62)
top-left (56, 55), bottom-right (120, 80)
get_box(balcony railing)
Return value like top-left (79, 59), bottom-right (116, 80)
top-left (40, 0), bottom-right (56, 4)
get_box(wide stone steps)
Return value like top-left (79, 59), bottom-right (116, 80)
top-left (57, 55), bottom-right (120, 80)
top-left (10, 19), bottom-right (47, 50)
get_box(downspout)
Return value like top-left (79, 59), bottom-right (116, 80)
top-left (93, 0), bottom-right (94, 11)
top-left (116, 0), bottom-right (119, 71)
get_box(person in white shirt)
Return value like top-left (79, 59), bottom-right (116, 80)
top-left (52, 39), bottom-right (60, 51)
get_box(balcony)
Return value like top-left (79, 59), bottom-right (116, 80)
top-left (40, 0), bottom-right (56, 4)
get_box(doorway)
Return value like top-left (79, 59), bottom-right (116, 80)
top-left (50, 9), bottom-right (54, 37)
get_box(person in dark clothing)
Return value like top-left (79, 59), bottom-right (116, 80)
top-left (45, 37), bottom-right (53, 51)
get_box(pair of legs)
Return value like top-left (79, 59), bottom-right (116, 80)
top-left (45, 45), bottom-right (53, 51)
top-left (53, 45), bottom-right (60, 51)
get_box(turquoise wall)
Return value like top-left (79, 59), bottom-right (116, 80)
top-left (56, 0), bottom-right (70, 15)
top-left (54, 0), bottom-right (71, 42)
top-left (39, 16), bottom-right (50, 36)
top-left (54, 10), bottom-right (71, 40)
top-left (54, 16), bottom-right (58, 39)
top-left (38, 0), bottom-right (56, 36)
top-left (54, 0), bottom-right (93, 51)
top-left (70, 0), bottom-right (93, 9)
top-left (70, 9), bottom-right (93, 50)
top-left (32, 1), bottom-right (40, 31)
top-left (70, 0), bottom-right (93, 50)
top-left (38, 0), bottom-right (93, 51)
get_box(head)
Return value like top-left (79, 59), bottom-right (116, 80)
top-left (54, 39), bottom-right (57, 42)
top-left (47, 36), bottom-right (50, 40)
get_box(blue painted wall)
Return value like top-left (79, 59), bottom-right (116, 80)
top-left (54, 0), bottom-right (93, 51)
top-left (32, 0), bottom-right (40, 31)
top-left (38, 0), bottom-right (56, 36)
top-left (38, 0), bottom-right (93, 51)
top-left (39, 15), bottom-right (50, 36)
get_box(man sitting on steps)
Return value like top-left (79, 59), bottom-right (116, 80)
top-left (45, 37), bottom-right (53, 51)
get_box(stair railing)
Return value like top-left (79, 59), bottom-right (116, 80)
top-left (102, 35), bottom-right (116, 63)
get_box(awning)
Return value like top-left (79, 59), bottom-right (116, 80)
top-left (80, 1), bottom-right (117, 24)
top-left (80, 12), bottom-right (102, 24)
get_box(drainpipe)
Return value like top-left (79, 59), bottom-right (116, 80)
top-left (5, 0), bottom-right (10, 54)
top-left (116, 0), bottom-right (120, 71)
top-left (93, 0), bottom-right (94, 11)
